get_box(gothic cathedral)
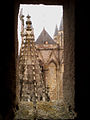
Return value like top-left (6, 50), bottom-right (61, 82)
top-left (19, 14), bottom-right (64, 102)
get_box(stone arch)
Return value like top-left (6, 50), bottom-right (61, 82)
top-left (48, 59), bottom-right (57, 68)
top-left (14, 0), bottom-right (75, 113)
top-left (0, 0), bottom-right (79, 119)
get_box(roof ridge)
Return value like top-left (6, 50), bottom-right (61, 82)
top-left (36, 28), bottom-right (56, 44)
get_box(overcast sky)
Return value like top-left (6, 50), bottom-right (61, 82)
top-left (18, 4), bottom-right (63, 52)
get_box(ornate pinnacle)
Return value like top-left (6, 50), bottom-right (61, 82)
top-left (20, 14), bottom-right (24, 20)
top-left (27, 14), bottom-right (31, 19)
top-left (20, 9), bottom-right (24, 37)
top-left (19, 8), bottom-right (24, 21)
top-left (26, 14), bottom-right (32, 25)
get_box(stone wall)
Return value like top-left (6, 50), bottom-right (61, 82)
top-left (47, 62), bottom-right (57, 101)
top-left (36, 44), bottom-right (61, 101)
top-left (63, 0), bottom-right (75, 108)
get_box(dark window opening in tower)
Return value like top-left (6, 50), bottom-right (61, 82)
top-left (15, 4), bottom-right (75, 120)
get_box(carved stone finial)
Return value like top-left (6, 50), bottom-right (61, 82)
top-left (27, 14), bottom-right (31, 19)
top-left (19, 8), bottom-right (24, 20)
top-left (26, 14), bottom-right (32, 25)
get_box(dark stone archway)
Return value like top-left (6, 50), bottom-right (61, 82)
top-left (0, 0), bottom-right (88, 119)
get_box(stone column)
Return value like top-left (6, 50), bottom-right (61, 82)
top-left (43, 65), bottom-right (49, 101)
top-left (56, 64), bottom-right (64, 101)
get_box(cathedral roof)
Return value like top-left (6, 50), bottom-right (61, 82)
top-left (54, 25), bottom-right (58, 36)
top-left (59, 17), bottom-right (63, 31)
top-left (36, 28), bottom-right (56, 44)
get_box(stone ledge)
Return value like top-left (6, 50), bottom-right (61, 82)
top-left (14, 101), bottom-right (76, 120)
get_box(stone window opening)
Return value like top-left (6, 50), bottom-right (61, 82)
top-left (13, 1), bottom-right (76, 120)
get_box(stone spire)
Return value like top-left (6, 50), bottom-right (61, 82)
top-left (19, 15), bottom-right (49, 102)
top-left (59, 17), bottom-right (63, 31)
top-left (58, 16), bottom-right (64, 48)
top-left (19, 8), bottom-right (24, 37)
top-left (54, 25), bottom-right (58, 36)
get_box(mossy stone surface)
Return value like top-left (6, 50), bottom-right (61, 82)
top-left (14, 101), bottom-right (76, 120)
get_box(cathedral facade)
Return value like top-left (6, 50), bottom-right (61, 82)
top-left (19, 14), bottom-right (64, 102)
